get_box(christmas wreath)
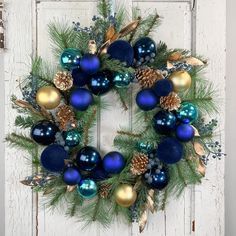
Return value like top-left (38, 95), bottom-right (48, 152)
top-left (6, 0), bottom-right (224, 232)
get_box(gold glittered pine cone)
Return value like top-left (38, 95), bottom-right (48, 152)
top-left (160, 92), bottom-right (181, 111)
top-left (130, 153), bottom-right (149, 176)
top-left (99, 184), bottom-right (111, 199)
top-left (135, 67), bottom-right (164, 88)
top-left (54, 71), bottom-right (73, 91)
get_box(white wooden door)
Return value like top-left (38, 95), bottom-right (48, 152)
top-left (3, 0), bottom-right (225, 235)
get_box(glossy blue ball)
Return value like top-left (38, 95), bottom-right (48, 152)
top-left (40, 144), bottom-right (67, 172)
top-left (80, 54), bottom-right (100, 75)
top-left (77, 179), bottom-right (97, 199)
top-left (31, 120), bottom-right (58, 145)
top-left (176, 102), bottom-right (198, 123)
top-left (72, 68), bottom-right (90, 87)
top-left (153, 79), bottom-right (173, 97)
top-left (107, 40), bottom-right (134, 67)
top-left (157, 138), bottom-right (183, 164)
top-left (63, 166), bottom-right (81, 185)
top-left (103, 151), bottom-right (125, 174)
top-left (148, 168), bottom-right (169, 190)
top-left (60, 48), bottom-right (81, 70)
top-left (113, 72), bottom-right (133, 88)
top-left (153, 111), bottom-right (177, 134)
top-left (63, 129), bottom-right (81, 147)
top-left (70, 88), bottom-right (93, 111)
top-left (176, 123), bottom-right (194, 142)
top-left (76, 146), bottom-right (101, 171)
top-left (136, 89), bottom-right (159, 111)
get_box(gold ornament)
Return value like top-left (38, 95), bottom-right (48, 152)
top-left (36, 86), bottom-right (61, 109)
top-left (115, 184), bottom-right (137, 208)
top-left (53, 71), bottom-right (73, 91)
top-left (168, 70), bottom-right (192, 93)
top-left (88, 40), bottom-right (97, 54)
top-left (135, 67), bottom-right (164, 88)
top-left (160, 92), bottom-right (181, 111)
top-left (130, 153), bottom-right (149, 175)
top-left (99, 184), bottom-right (111, 199)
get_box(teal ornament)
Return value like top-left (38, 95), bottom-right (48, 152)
top-left (176, 102), bottom-right (198, 123)
top-left (137, 141), bottom-right (154, 154)
top-left (60, 48), bottom-right (82, 70)
top-left (113, 72), bottom-right (133, 88)
top-left (63, 129), bottom-right (81, 147)
top-left (77, 179), bottom-right (97, 199)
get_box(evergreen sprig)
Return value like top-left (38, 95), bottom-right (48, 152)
top-left (97, 0), bottom-right (112, 19)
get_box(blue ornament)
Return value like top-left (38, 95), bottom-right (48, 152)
top-left (157, 138), bottom-right (183, 164)
top-left (107, 40), bottom-right (134, 67)
top-left (153, 111), bottom-right (177, 134)
top-left (76, 146), bottom-right (101, 171)
top-left (137, 141), bottom-right (154, 154)
top-left (63, 129), bottom-right (81, 147)
top-left (63, 166), bottom-right (81, 185)
top-left (176, 102), bottom-right (198, 123)
top-left (113, 72), bottom-right (133, 88)
top-left (148, 168), bottom-right (169, 190)
top-left (88, 72), bottom-right (113, 95)
top-left (60, 48), bottom-right (81, 70)
top-left (77, 179), bottom-right (97, 199)
top-left (136, 89), bottom-right (159, 111)
top-left (70, 88), bottom-right (93, 111)
top-left (153, 79), bottom-right (173, 97)
top-left (31, 120), bottom-right (58, 145)
top-left (103, 151), bottom-right (125, 174)
top-left (80, 54), bottom-right (100, 75)
top-left (133, 37), bottom-right (156, 65)
top-left (72, 68), bottom-right (90, 87)
top-left (40, 144), bottom-right (67, 172)
top-left (90, 166), bottom-right (109, 181)
top-left (176, 123), bottom-right (194, 142)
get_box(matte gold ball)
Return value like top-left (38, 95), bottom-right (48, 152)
top-left (168, 70), bottom-right (192, 93)
top-left (115, 184), bottom-right (137, 208)
top-left (36, 86), bottom-right (61, 109)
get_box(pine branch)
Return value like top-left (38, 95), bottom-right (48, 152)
top-left (113, 87), bottom-right (129, 111)
top-left (142, 12), bottom-right (160, 37)
top-left (15, 115), bottom-right (41, 129)
top-left (97, 0), bottom-right (112, 18)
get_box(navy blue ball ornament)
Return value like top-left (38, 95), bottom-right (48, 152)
top-left (176, 102), bottom-right (198, 123)
top-left (133, 37), bottom-right (156, 66)
top-left (80, 53), bottom-right (100, 75)
top-left (157, 138), bottom-right (183, 164)
top-left (72, 68), bottom-right (90, 87)
top-left (88, 72), bottom-right (113, 95)
top-left (136, 88), bottom-right (159, 111)
top-left (63, 166), bottom-right (81, 185)
top-left (153, 111), bottom-right (177, 134)
top-left (153, 79), bottom-right (173, 97)
top-left (31, 120), bottom-right (58, 145)
top-left (113, 72), bottom-right (133, 88)
top-left (76, 146), bottom-right (101, 171)
top-left (176, 123), bottom-right (194, 142)
top-left (60, 48), bottom-right (81, 70)
top-left (107, 40), bottom-right (134, 67)
top-left (147, 168), bottom-right (169, 190)
top-left (40, 144), bottom-right (68, 172)
top-left (77, 179), bottom-right (98, 199)
top-left (70, 88), bottom-right (93, 111)
top-left (63, 129), bottom-right (81, 147)
top-left (90, 166), bottom-right (109, 181)
top-left (103, 151), bottom-right (125, 174)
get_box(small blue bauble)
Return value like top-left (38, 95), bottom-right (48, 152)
top-left (70, 88), bottom-right (93, 111)
top-left (176, 102), bottom-right (198, 123)
top-left (63, 129), bottom-right (81, 147)
top-left (60, 48), bottom-right (81, 70)
top-left (103, 151), bottom-right (125, 174)
top-left (137, 141), bottom-right (154, 154)
top-left (63, 166), bottom-right (81, 185)
top-left (76, 146), bottom-right (101, 171)
top-left (136, 89), bottom-right (159, 111)
top-left (148, 168), bottom-right (169, 190)
top-left (72, 68), bottom-right (90, 87)
top-left (31, 120), bottom-right (58, 145)
top-left (133, 37), bottom-right (156, 65)
top-left (153, 111), bottom-right (177, 134)
top-left (80, 54), bottom-right (100, 75)
top-left (40, 144), bottom-right (67, 172)
top-left (176, 123), bottom-right (194, 142)
top-left (153, 79), bottom-right (173, 97)
top-left (113, 72), bottom-right (133, 88)
top-left (90, 166), bottom-right (109, 181)
top-left (157, 138), bottom-right (183, 164)
top-left (88, 72), bottom-right (113, 95)
top-left (107, 40), bottom-right (134, 67)
top-left (77, 179), bottom-right (97, 199)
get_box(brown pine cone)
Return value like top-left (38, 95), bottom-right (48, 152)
top-left (54, 71), bottom-right (73, 91)
top-left (99, 184), bottom-right (111, 199)
top-left (130, 153), bottom-right (149, 176)
top-left (160, 92), bottom-right (181, 111)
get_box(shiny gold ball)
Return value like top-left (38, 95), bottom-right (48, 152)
top-left (115, 184), bottom-right (137, 208)
top-left (168, 70), bottom-right (192, 93)
top-left (36, 86), bottom-right (61, 109)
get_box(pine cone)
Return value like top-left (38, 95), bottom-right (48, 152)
top-left (99, 184), bottom-right (111, 198)
top-left (130, 153), bottom-right (149, 176)
top-left (135, 67), bottom-right (164, 88)
top-left (54, 71), bottom-right (73, 91)
top-left (160, 92), bottom-right (181, 111)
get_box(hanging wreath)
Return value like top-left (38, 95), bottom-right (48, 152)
top-left (6, 0), bottom-right (225, 232)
